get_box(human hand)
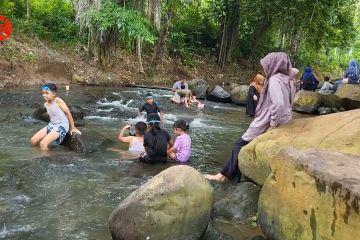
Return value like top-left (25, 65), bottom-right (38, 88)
top-left (124, 124), bottom-right (131, 130)
top-left (71, 127), bottom-right (81, 135)
top-left (253, 95), bottom-right (258, 101)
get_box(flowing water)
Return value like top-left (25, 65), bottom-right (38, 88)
top-left (0, 87), bottom-right (261, 240)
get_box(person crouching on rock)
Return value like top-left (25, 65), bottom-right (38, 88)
top-left (30, 83), bottom-right (81, 150)
top-left (167, 120), bottom-right (191, 163)
top-left (139, 113), bottom-right (173, 164)
top-left (204, 52), bottom-right (297, 182)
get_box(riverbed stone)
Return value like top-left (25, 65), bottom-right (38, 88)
top-left (335, 84), bottom-right (360, 110)
top-left (207, 85), bottom-right (231, 103)
top-left (213, 182), bottom-right (260, 221)
top-left (188, 78), bottom-right (209, 99)
top-left (292, 90), bottom-right (321, 114)
top-left (61, 129), bottom-right (113, 153)
top-left (230, 85), bottom-right (249, 106)
top-left (320, 93), bottom-right (342, 109)
top-left (108, 165), bottom-right (214, 240)
top-left (317, 107), bottom-right (332, 115)
top-left (239, 109), bottom-right (360, 186)
top-left (258, 148), bottom-right (360, 240)
top-left (230, 82), bottom-right (239, 90)
top-left (32, 105), bottom-right (85, 126)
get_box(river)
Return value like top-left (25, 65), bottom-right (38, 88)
top-left (0, 87), bottom-right (263, 239)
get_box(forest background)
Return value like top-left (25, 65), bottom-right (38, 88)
top-left (0, 0), bottom-right (359, 86)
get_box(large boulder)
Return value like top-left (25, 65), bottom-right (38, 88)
top-left (335, 84), bottom-right (360, 110)
top-left (230, 85), bottom-right (249, 106)
top-left (108, 165), bottom-right (214, 240)
top-left (32, 105), bottom-right (85, 126)
top-left (61, 129), bottom-right (113, 153)
top-left (239, 109), bottom-right (360, 186)
top-left (188, 79), bottom-right (209, 99)
top-left (213, 182), bottom-right (260, 221)
top-left (258, 148), bottom-right (360, 240)
top-left (207, 85), bottom-right (231, 103)
top-left (292, 91), bottom-right (321, 114)
top-left (320, 93), bottom-right (342, 109)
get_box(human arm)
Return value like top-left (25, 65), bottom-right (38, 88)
top-left (56, 98), bottom-right (81, 135)
top-left (118, 124), bottom-right (133, 143)
top-left (138, 105), bottom-right (144, 118)
top-left (268, 78), bottom-right (285, 128)
top-left (172, 82), bottom-right (179, 92)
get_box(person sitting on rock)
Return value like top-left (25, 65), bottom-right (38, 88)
top-left (117, 122), bottom-right (147, 157)
top-left (246, 74), bottom-right (265, 117)
top-left (138, 93), bottom-right (164, 121)
top-left (168, 120), bottom-right (191, 162)
top-left (30, 83), bottom-right (81, 150)
top-left (204, 52), bottom-right (297, 182)
top-left (140, 113), bottom-right (173, 164)
top-left (300, 67), bottom-right (319, 91)
top-left (319, 76), bottom-right (334, 95)
top-left (171, 78), bottom-right (190, 105)
top-left (333, 59), bottom-right (359, 92)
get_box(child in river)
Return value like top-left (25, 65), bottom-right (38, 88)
top-left (140, 113), bottom-right (173, 164)
top-left (138, 93), bottom-right (164, 121)
top-left (30, 83), bottom-right (81, 150)
top-left (118, 121), bottom-right (147, 157)
top-left (167, 120), bottom-right (191, 162)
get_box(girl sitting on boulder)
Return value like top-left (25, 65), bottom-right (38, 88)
top-left (140, 113), bottom-right (173, 164)
top-left (167, 120), bottom-right (191, 162)
top-left (30, 83), bottom-right (81, 150)
top-left (204, 52), bottom-right (297, 182)
top-left (246, 74), bottom-right (265, 117)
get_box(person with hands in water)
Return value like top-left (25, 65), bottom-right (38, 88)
top-left (30, 83), bottom-right (81, 150)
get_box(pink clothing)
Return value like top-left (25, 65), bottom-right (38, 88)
top-left (242, 52), bottom-right (296, 142)
top-left (173, 133), bottom-right (191, 162)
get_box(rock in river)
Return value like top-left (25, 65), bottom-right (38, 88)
top-left (292, 90), bottom-right (321, 114)
top-left (188, 79), bottom-right (209, 99)
top-left (108, 165), bottom-right (214, 240)
top-left (230, 85), bottom-right (249, 106)
top-left (207, 85), bottom-right (231, 103)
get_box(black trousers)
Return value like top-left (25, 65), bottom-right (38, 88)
top-left (221, 137), bottom-right (249, 182)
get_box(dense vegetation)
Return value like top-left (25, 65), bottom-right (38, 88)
top-left (1, 0), bottom-right (359, 74)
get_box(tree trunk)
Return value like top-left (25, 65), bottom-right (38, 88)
top-left (217, 0), bottom-right (241, 69)
top-left (97, 27), bottom-right (117, 69)
top-left (151, 5), bottom-right (173, 67)
top-left (146, 0), bottom-right (161, 30)
top-left (25, 0), bottom-right (30, 18)
top-left (135, 0), bottom-right (144, 73)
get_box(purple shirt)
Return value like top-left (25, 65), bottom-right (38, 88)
top-left (242, 74), bottom-right (293, 142)
top-left (173, 133), bottom-right (191, 162)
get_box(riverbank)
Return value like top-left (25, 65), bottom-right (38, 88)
top-left (0, 36), bottom-right (258, 89)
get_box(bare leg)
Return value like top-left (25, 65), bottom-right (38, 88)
top-left (168, 152), bottom-right (176, 160)
top-left (30, 127), bottom-right (47, 146)
top-left (39, 130), bottom-right (60, 150)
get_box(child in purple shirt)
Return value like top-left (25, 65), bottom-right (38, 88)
top-left (167, 120), bottom-right (191, 162)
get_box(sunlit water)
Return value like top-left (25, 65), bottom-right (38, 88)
top-left (0, 87), bottom-right (255, 239)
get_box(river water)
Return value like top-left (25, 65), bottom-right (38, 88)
top-left (0, 87), bottom-right (262, 239)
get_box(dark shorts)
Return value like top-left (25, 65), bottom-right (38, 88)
top-left (46, 125), bottom-right (68, 145)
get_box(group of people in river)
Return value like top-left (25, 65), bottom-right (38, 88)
top-left (30, 53), bottom-right (359, 182)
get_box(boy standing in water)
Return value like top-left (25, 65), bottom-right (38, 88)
top-left (30, 83), bottom-right (81, 150)
top-left (138, 93), bottom-right (164, 120)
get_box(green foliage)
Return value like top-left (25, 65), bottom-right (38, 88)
top-left (86, 1), bottom-right (156, 44)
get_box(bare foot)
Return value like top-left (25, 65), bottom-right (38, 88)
top-left (203, 173), bottom-right (226, 182)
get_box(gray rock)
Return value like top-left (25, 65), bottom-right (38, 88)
top-left (188, 79), bottom-right (210, 99)
top-left (207, 85), bottom-right (231, 103)
top-left (61, 129), bottom-right (113, 153)
top-left (335, 84), bottom-right (360, 110)
top-left (213, 182), bottom-right (260, 221)
top-left (108, 165), bottom-right (214, 240)
top-left (231, 85), bottom-right (249, 106)
top-left (292, 91), bottom-right (321, 114)
top-left (318, 107), bottom-right (332, 115)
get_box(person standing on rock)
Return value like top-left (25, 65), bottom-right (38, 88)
top-left (246, 74), bottom-right (265, 117)
top-left (204, 52), bottom-right (296, 182)
top-left (30, 83), bottom-right (81, 150)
